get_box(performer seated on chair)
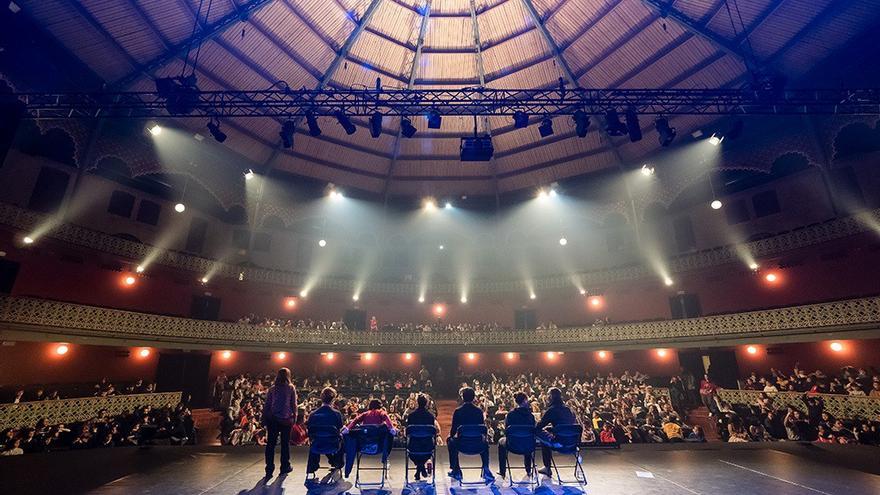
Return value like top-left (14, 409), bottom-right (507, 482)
top-left (536, 387), bottom-right (577, 477)
top-left (447, 387), bottom-right (495, 482)
top-left (306, 387), bottom-right (345, 483)
top-left (342, 398), bottom-right (398, 478)
top-left (405, 394), bottom-right (440, 480)
top-left (497, 391), bottom-right (536, 479)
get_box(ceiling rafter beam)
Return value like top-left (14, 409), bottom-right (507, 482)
top-left (469, 0), bottom-right (500, 207)
top-left (382, 0), bottom-right (432, 203)
top-left (62, 0), bottom-right (144, 78)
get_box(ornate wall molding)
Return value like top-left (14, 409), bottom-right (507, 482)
top-left (2, 295), bottom-right (878, 351)
top-left (718, 389), bottom-right (880, 421)
top-left (0, 392), bottom-right (183, 430)
top-left (1, 201), bottom-right (878, 295)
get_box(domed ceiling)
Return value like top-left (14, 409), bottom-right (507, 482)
top-left (16, 0), bottom-right (880, 198)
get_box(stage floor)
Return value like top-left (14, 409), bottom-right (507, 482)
top-left (2, 443), bottom-right (878, 495)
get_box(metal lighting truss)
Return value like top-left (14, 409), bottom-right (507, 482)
top-left (15, 87), bottom-right (880, 120)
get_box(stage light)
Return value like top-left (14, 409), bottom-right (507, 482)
top-left (318, 239), bottom-right (327, 247)
top-left (426, 110), bottom-right (442, 129)
top-left (174, 202), bottom-right (186, 213)
top-left (710, 199), bottom-right (723, 210)
top-left (300, 290), bottom-right (309, 298)
top-left (433, 303), bottom-right (446, 316)
top-left (206, 120), bottom-right (227, 143)
top-left (244, 169), bottom-right (254, 180)
top-left (445, 201), bottom-right (452, 209)
top-left (656, 349), bottom-right (668, 357)
top-left (148, 123), bottom-right (162, 136)
top-left (545, 351), bottom-right (557, 361)
top-left (559, 237), bottom-right (567, 246)
top-left (625, 106), bottom-right (642, 142)
top-left (505, 352), bottom-right (516, 361)
top-left (460, 296), bottom-right (467, 304)
top-left (538, 117), bottom-right (554, 137)
top-left (589, 295), bottom-right (604, 308)
top-left (597, 350), bottom-right (608, 359)
top-left (335, 111), bottom-right (356, 135)
top-left (438, 245), bottom-right (444, 250)
top-left (23, 236), bottom-right (34, 244)
top-left (55, 344), bottom-right (69, 355)
top-left (655, 117), bottom-right (676, 147)
top-left (749, 262), bottom-right (759, 270)
top-left (708, 133), bottom-right (724, 146)
top-left (369, 111), bottom-right (383, 138)
top-left (404, 353), bottom-right (414, 361)
top-left (135, 265), bottom-right (145, 273)
top-left (537, 188), bottom-right (549, 200)
top-left (276, 352), bottom-right (287, 360)
top-left (746, 345), bottom-right (758, 355)
top-left (549, 188), bottom-right (558, 197)
top-left (640, 164), bottom-right (655, 176)
top-left (401, 117), bottom-right (417, 138)
top-left (352, 294), bottom-right (359, 302)
top-left (124, 275), bottom-right (136, 286)
top-left (664, 277), bottom-right (673, 286)
top-left (423, 197), bottom-right (437, 211)
top-left (529, 293), bottom-right (536, 300)
top-left (604, 109), bottom-right (627, 136)
top-left (363, 352), bottom-right (374, 362)
top-left (466, 352), bottom-right (476, 361)
top-left (285, 297), bottom-right (297, 308)
top-left (572, 109), bottom-right (590, 137)
top-left (579, 289), bottom-right (586, 295)
top-left (200, 276), bottom-right (209, 284)
top-left (305, 111), bottom-right (321, 137)
top-left (418, 296), bottom-right (425, 303)
top-left (765, 272), bottom-right (778, 283)
top-left (139, 348), bottom-right (151, 358)
top-left (220, 350), bottom-right (232, 360)
top-left (279, 120), bottom-right (296, 148)
top-left (324, 352), bottom-right (335, 361)
top-left (513, 111), bottom-right (529, 129)
top-left (829, 342), bottom-right (843, 352)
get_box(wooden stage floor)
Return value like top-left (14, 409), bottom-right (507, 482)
top-left (1, 443), bottom-right (878, 495)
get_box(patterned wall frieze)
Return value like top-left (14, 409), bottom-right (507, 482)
top-left (0, 392), bottom-right (182, 430)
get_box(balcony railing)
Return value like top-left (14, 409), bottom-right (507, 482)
top-left (1, 295), bottom-right (878, 352)
top-left (717, 389), bottom-right (880, 421)
top-left (0, 392), bottom-right (183, 430)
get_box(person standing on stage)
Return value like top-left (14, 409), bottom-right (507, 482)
top-left (262, 368), bottom-right (297, 477)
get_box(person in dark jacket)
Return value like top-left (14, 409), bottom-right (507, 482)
top-left (497, 391), bottom-right (536, 479)
top-left (447, 387), bottom-right (494, 482)
top-left (405, 394), bottom-right (439, 480)
top-left (263, 368), bottom-right (298, 477)
top-left (536, 387), bottom-right (577, 477)
top-left (306, 387), bottom-right (345, 482)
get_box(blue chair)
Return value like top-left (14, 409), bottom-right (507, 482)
top-left (546, 424), bottom-right (587, 486)
top-left (353, 425), bottom-right (389, 489)
top-left (306, 425), bottom-right (343, 481)
top-left (454, 424), bottom-right (492, 486)
top-left (405, 424), bottom-right (437, 486)
top-left (502, 425), bottom-right (538, 487)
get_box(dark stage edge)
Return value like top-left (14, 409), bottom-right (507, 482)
top-left (1, 443), bottom-right (879, 495)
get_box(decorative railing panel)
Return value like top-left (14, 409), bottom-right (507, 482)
top-left (718, 390), bottom-right (880, 421)
top-left (0, 392), bottom-right (182, 430)
top-left (1, 201), bottom-right (878, 294)
top-left (1, 295), bottom-right (878, 350)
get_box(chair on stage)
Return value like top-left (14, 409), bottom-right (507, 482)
top-left (306, 425), bottom-right (342, 482)
top-left (353, 425), bottom-right (389, 489)
top-left (545, 424), bottom-right (587, 486)
top-left (454, 424), bottom-right (492, 486)
top-left (501, 425), bottom-right (538, 487)
top-left (404, 424), bottom-right (437, 486)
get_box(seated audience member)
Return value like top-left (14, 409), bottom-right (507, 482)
top-left (599, 423), bottom-right (616, 444)
top-left (290, 408), bottom-right (308, 446)
top-left (342, 398), bottom-right (397, 478)
top-left (497, 391), bottom-right (536, 479)
top-left (662, 416), bottom-right (684, 442)
top-left (405, 394), bottom-right (439, 480)
top-left (535, 387), bottom-right (577, 477)
top-left (447, 387), bottom-right (494, 482)
top-left (306, 387), bottom-right (345, 483)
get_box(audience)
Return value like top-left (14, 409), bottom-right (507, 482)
top-left (3, 377), bottom-right (156, 404)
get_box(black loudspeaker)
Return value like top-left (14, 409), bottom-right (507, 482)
top-left (669, 293), bottom-right (702, 319)
top-left (0, 259), bottom-right (19, 293)
top-left (514, 309), bottom-right (537, 330)
top-left (344, 309), bottom-right (367, 331)
top-left (190, 295), bottom-right (221, 320)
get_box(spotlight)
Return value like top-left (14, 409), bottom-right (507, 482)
top-left (124, 276), bottom-right (136, 286)
top-left (597, 350), bottom-right (608, 359)
top-left (174, 203), bottom-right (186, 213)
top-left (352, 294), bottom-right (359, 302)
top-left (572, 110), bottom-right (590, 138)
top-left (708, 133), bottom-right (724, 146)
top-left (749, 262), bottom-right (759, 270)
top-left (537, 188), bottom-right (549, 200)
top-left (423, 197), bottom-right (437, 211)
top-left (655, 117), bottom-right (676, 147)
top-left (746, 345), bottom-right (758, 355)
top-left (369, 111), bottom-right (383, 138)
top-left (829, 342), bottom-right (843, 352)
top-left (22, 236), bottom-right (34, 244)
top-left (764, 272), bottom-right (778, 283)
top-left (426, 110), bottom-right (442, 129)
top-left (135, 265), bottom-right (145, 273)
top-left (206, 120), bottom-right (227, 143)
top-left (604, 109), bottom-right (627, 136)
top-left (625, 106), bottom-right (642, 142)
top-left (445, 201), bottom-right (452, 210)
top-left (324, 352), bottom-right (335, 361)
top-left (279, 120), bottom-right (296, 148)
top-left (244, 169), bottom-right (254, 180)
top-left (300, 290), bottom-right (309, 298)
top-left (305, 111), bottom-right (322, 137)
top-left (640, 164), bottom-right (655, 176)
top-left (418, 296), bottom-right (425, 303)
top-left (710, 199), bottom-right (723, 210)
top-left (538, 117), bottom-right (554, 138)
top-left (505, 352), bottom-right (516, 361)
top-left (433, 303), bottom-right (445, 316)
top-left (513, 111), bottom-right (529, 129)
top-left (277, 352), bottom-right (287, 360)
top-left (318, 239), bottom-right (327, 247)
top-left (404, 352), bottom-right (414, 361)
top-left (559, 237), bottom-right (567, 246)
top-left (656, 349), bottom-right (668, 357)
top-left (200, 276), bottom-right (209, 284)
top-left (55, 344), bottom-right (69, 355)
top-left (147, 123), bottom-right (162, 136)
top-left (460, 296), bottom-right (467, 304)
top-left (400, 117), bottom-right (417, 138)
top-left (285, 298), bottom-right (297, 308)
top-left (221, 350), bottom-right (232, 359)
top-left (335, 111), bottom-right (356, 135)
top-left (329, 189), bottom-right (343, 200)
top-left (549, 187), bottom-right (558, 197)
top-left (529, 293), bottom-right (536, 300)
top-left (664, 277), bottom-right (673, 286)
top-left (139, 348), bottom-right (151, 358)
top-left (589, 296), bottom-right (603, 308)
top-left (467, 352), bottom-right (476, 361)
top-left (545, 351), bottom-right (557, 360)
top-left (579, 289), bottom-right (586, 295)
top-left (438, 244), bottom-right (444, 250)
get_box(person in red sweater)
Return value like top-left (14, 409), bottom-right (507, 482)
top-left (342, 399), bottom-right (398, 478)
top-left (599, 423), bottom-right (617, 444)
